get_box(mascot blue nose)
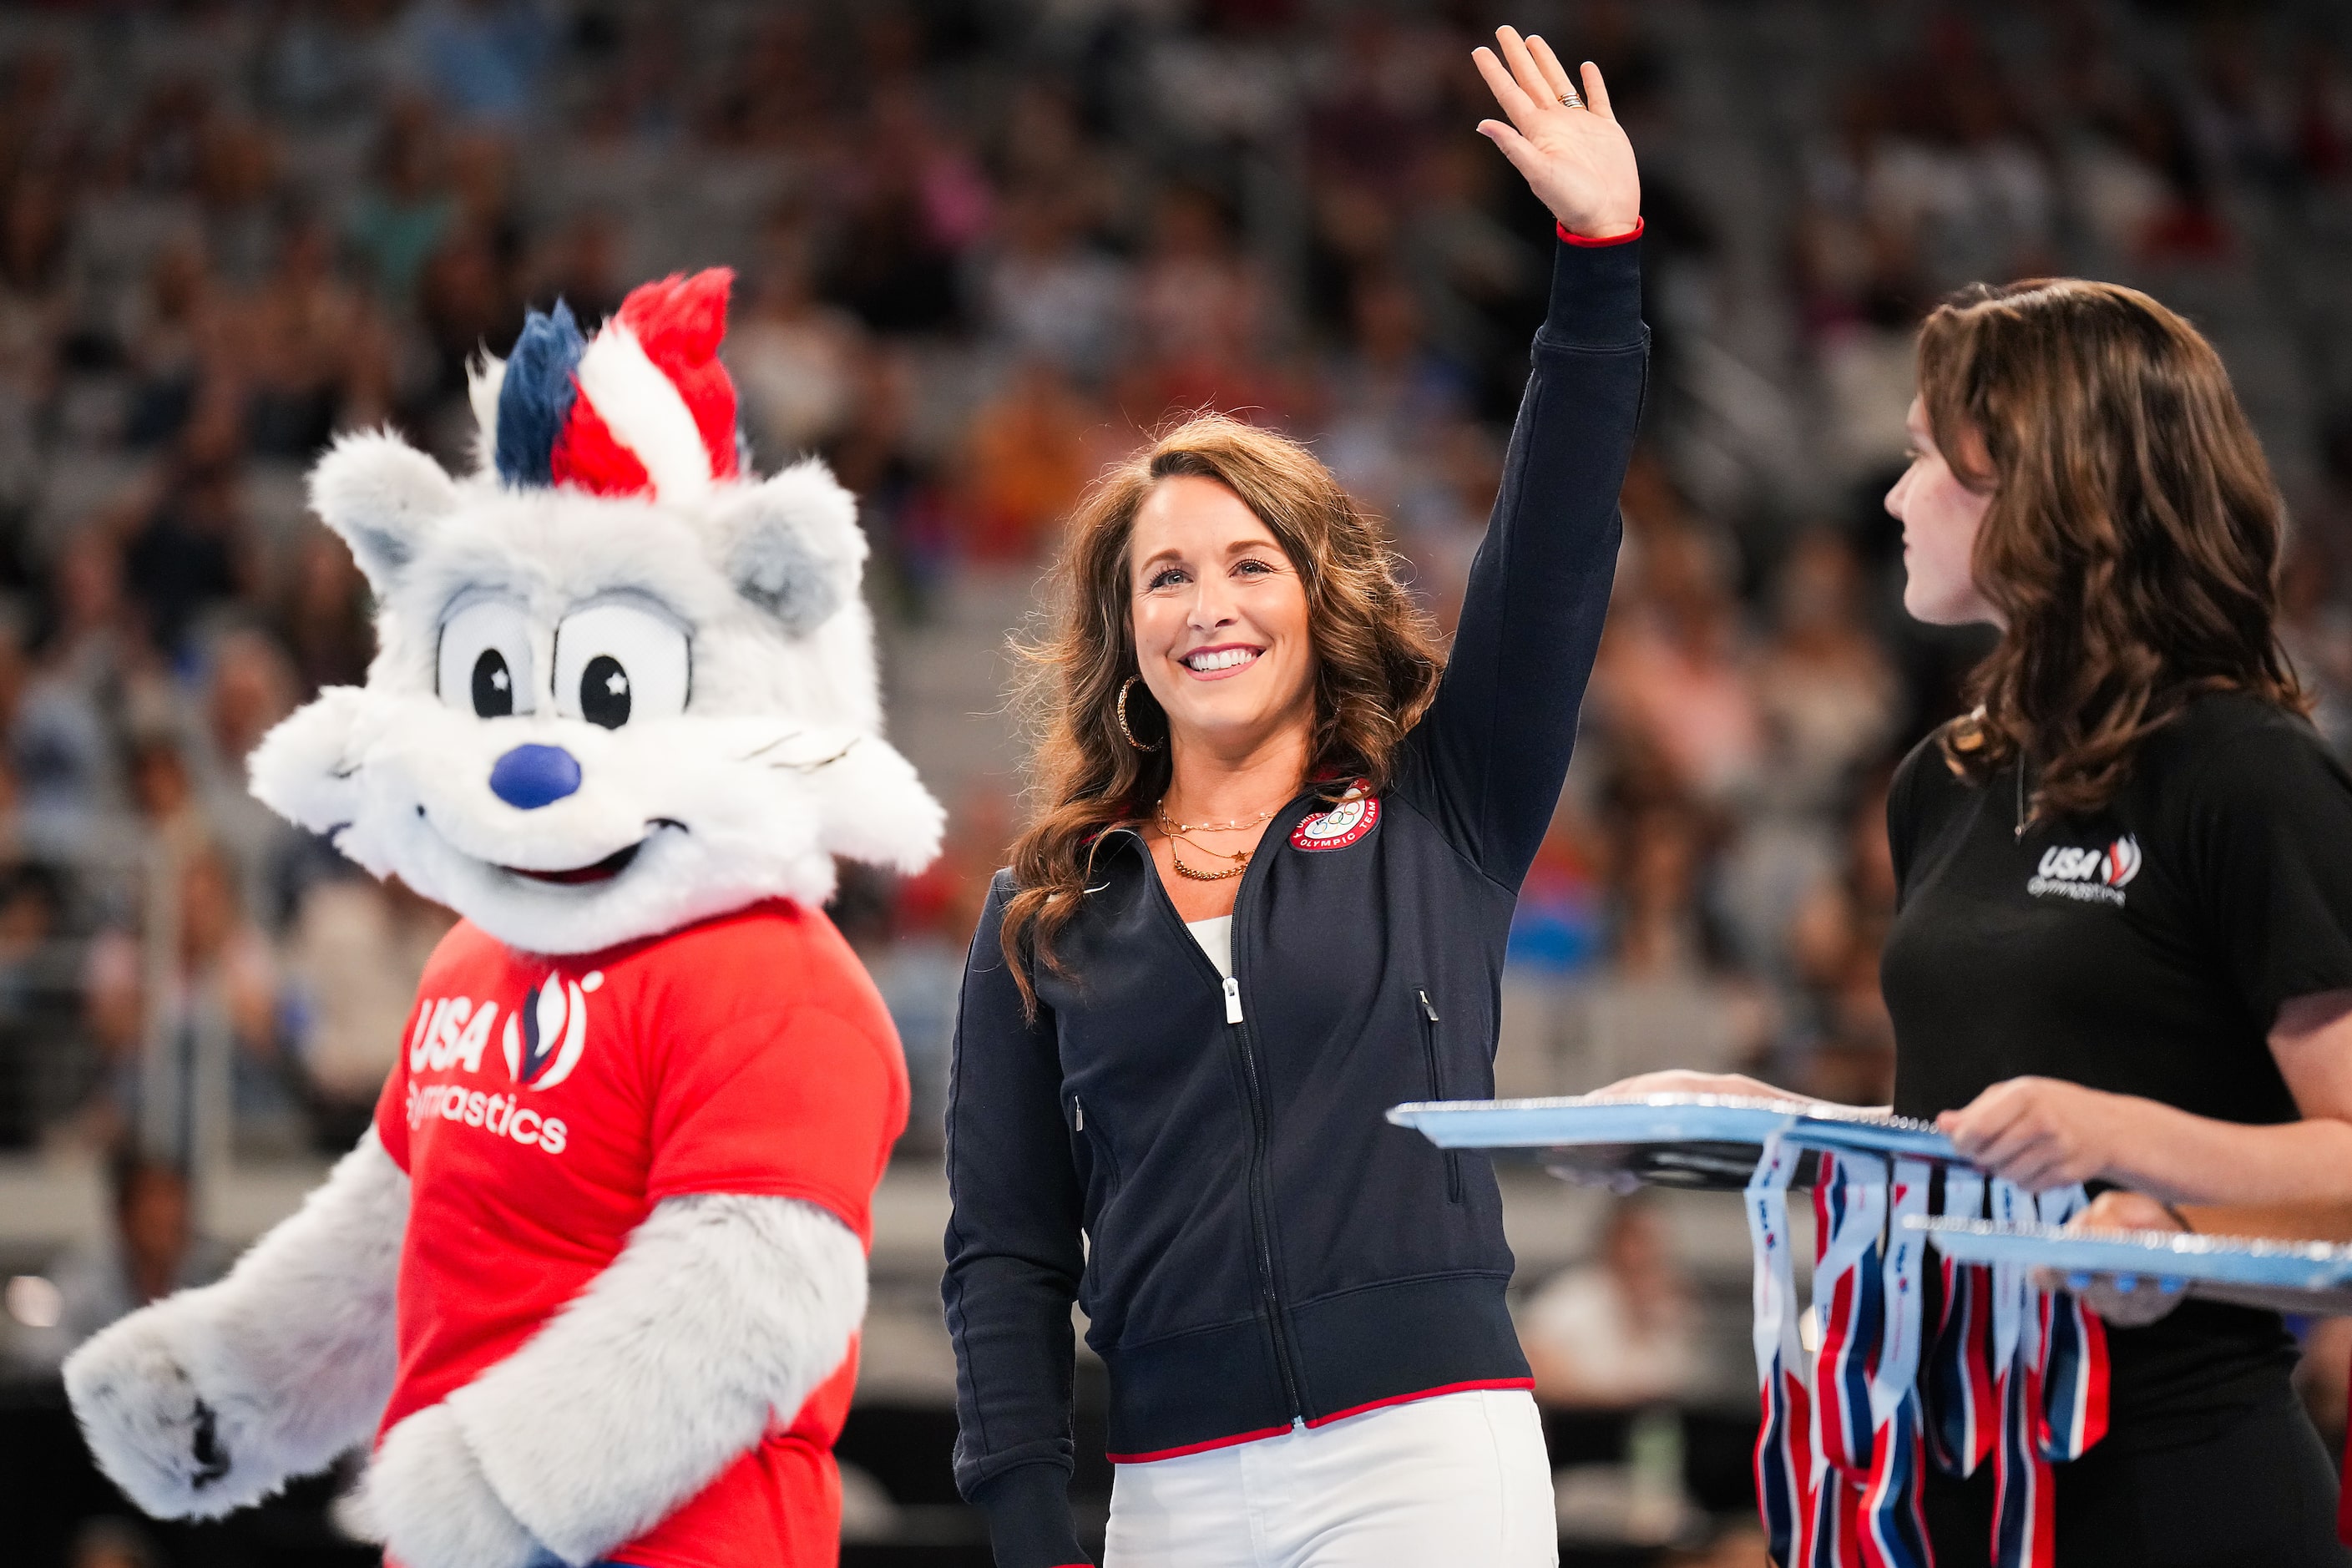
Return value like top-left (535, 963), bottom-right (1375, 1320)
top-left (489, 745), bottom-right (583, 810)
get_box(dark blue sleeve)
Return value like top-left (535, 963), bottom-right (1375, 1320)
top-left (941, 873), bottom-right (1094, 1568)
top-left (1396, 234), bottom-right (1646, 890)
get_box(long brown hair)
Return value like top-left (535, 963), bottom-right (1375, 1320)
top-left (1920, 278), bottom-right (2304, 820)
top-left (999, 413), bottom-right (1444, 1008)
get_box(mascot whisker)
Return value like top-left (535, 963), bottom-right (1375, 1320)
top-left (63, 270), bottom-right (942, 1568)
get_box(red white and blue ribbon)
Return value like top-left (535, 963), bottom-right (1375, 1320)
top-left (1856, 1159), bottom-right (1934, 1568)
top-left (1748, 1131), bottom-right (1813, 1568)
top-left (1924, 1168), bottom-right (1994, 1479)
top-left (2031, 1186), bottom-right (2109, 1464)
top-left (1807, 1151), bottom-right (1887, 1566)
top-left (1747, 1143), bottom-right (2109, 1568)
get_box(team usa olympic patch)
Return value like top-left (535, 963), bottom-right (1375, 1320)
top-left (1291, 789), bottom-right (1380, 852)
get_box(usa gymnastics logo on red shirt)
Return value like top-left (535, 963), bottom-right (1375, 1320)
top-left (2026, 835), bottom-right (2142, 907)
top-left (502, 971), bottom-right (604, 1090)
top-left (400, 970), bottom-right (604, 1156)
top-left (1291, 787), bottom-right (1379, 852)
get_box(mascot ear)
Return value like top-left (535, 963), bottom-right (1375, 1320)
top-left (714, 458), bottom-right (867, 637)
top-left (308, 432), bottom-right (461, 595)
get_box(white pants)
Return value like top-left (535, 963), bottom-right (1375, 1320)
top-left (1104, 1388), bottom-right (1557, 1568)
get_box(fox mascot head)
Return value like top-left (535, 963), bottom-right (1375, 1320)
top-left (251, 268), bottom-right (942, 952)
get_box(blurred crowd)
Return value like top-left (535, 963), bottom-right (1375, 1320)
top-left (0, 0), bottom-right (2349, 1405)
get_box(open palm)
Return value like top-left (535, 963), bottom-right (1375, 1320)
top-left (1473, 28), bottom-right (1641, 240)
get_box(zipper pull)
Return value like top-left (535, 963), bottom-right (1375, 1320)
top-left (1419, 989), bottom-right (1439, 1023)
top-left (1073, 1097), bottom-right (1084, 1132)
top-left (1223, 976), bottom-right (1244, 1024)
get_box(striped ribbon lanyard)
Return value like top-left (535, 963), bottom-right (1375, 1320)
top-left (1751, 1152), bottom-right (2110, 1568)
top-left (1747, 1130), bottom-right (1813, 1568)
top-left (1857, 1158), bottom-right (1934, 1568)
top-left (1808, 1150), bottom-right (1888, 1566)
top-left (1925, 1168), bottom-right (1994, 1479)
top-left (1939, 1178), bottom-right (2110, 1568)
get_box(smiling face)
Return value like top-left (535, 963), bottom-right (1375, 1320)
top-left (1126, 474), bottom-right (1318, 759)
top-left (1886, 396), bottom-right (2000, 627)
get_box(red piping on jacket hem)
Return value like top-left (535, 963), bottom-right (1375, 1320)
top-left (1557, 217), bottom-right (1643, 246)
top-left (1105, 1423), bottom-right (1292, 1464)
top-left (1105, 1378), bottom-right (1536, 1464)
top-left (1307, 1377), bottom-right (1535, 1428)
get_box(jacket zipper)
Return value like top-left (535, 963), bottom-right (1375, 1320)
top-left (1223, 971), bottom-right (1305, 1419)
top-left (1112, 822), bottom-right (1309, 1423)
top-left (1417, 989), bottom-right (1463, 1204)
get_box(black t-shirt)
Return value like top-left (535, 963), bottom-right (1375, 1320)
top-left (1881, 691), bottom-right (2352, 1439)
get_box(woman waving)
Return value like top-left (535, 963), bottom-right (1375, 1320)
top-left (942, 28), bottom-right (1645, 1568)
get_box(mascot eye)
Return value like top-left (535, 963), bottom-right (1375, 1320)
top-left (474, 651), bottom-right (517, 716)
top-left (438, 600), bottom-right (537, 719)
top-left (553, 604), bottom-right (689, 730)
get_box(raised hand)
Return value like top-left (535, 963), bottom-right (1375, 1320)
top-left (1472, 28), bottom-right (1640, 240)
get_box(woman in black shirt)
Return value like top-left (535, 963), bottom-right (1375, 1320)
top-left (1611, 280), bottom-right (2352, 1566)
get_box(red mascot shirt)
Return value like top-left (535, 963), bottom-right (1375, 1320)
top-left (372, 900), bottom-right (909, 1568)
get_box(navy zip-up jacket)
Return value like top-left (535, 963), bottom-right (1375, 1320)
top-left (943, 233), bottom-right (1646, 1568)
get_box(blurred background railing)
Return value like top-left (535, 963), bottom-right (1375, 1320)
top-left (2, 2), bottom-right (2351, 1565)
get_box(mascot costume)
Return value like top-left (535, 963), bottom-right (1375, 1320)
top-left (61, 269), bottom-right (945, 1568)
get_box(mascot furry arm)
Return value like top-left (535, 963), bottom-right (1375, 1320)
top-left (64, 271), bottom-right (942, 1568)
top-left (63, 1131), bottom-right (409, 1516)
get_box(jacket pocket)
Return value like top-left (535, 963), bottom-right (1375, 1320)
top-left (1416, 988), bottom-right (1463, 1204)
top-left (1071, 1095), bottom-right (1123, 1279)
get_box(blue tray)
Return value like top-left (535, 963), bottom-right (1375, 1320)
top-left (1910, 1216), bottom-right (2352, 1293)
top-left (1384, 1094), bottom-right (1960, 1189)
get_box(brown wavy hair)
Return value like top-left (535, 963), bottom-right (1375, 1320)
top-left (999, 413), bottom-right (1444, 1009)
top-left (1920, 278), bottom-right (2304, 821)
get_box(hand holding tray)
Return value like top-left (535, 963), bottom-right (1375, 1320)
top-left (1385, 1093), bottom-right (1961, 1190)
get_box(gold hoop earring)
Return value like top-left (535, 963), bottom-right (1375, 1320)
top-left (1116, 675), bottom-right (1162, 753)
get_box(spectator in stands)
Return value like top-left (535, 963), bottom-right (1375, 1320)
top-left (979, 187), bottom-right (1132, 385)
top-left (119, 393), bottom-right (255, 661)
top-left (0, 859), bottom-right (72, 1146)
top-left (346, 100), bottom-right (455, 307)
top-left (954, 359), bottom-right (1110, 564)
top-left (1753, 530), bottom-right (1899, 817)
top-left (1318, 266), bottom-right (1477, 539)
top-left (398, 0), bottom-right (553, 127)
top-left (1593, 524), bottom-right (1764, 806)
top-left (1520, 1195), bottom-right (1699, 1409)
top-left (283, 869), bottom-right (451, 1151)
top-left (180, 627), bottom-right (301, 928)
top-left (1119, 183), bottom-right (1292, 428)
top-left (827, 87), bottom-right (991, 334)
top-left (731, 219), bottom-right (868, 465)
top-left (6, 1149), bottom-right (227, 1373)
top-left (275, 523), bottom-right (374, 700)
top-left (82, 837), bottom-right (297, 1158)
top-left (1560, 797), bottom-right (1770, 1095)
top-left (234, 215), bottom-right (389, 457)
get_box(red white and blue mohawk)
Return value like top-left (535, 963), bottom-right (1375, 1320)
top-left (473, 268), bottom-right (748, 502)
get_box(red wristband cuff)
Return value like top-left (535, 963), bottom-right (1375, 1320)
top-left (1557, 216), bottom-right (1644, 247)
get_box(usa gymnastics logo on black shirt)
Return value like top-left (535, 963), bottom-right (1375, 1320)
top-left (2026, 836), bottom-right (2142, 907)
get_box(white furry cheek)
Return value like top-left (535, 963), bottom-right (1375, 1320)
top-left (247, 689), bottom-right (376, 838)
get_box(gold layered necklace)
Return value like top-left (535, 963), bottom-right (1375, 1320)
top-left (1156, 797), bottom-right (1283, 882)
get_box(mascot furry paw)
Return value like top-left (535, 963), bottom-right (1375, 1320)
top-left (64, 270), bottom-right (943, 1568)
